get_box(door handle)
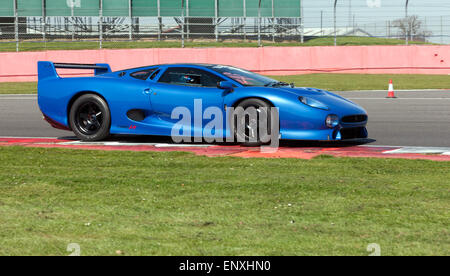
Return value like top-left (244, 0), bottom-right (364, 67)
top-left (143, 88), bottom-right (151, 95)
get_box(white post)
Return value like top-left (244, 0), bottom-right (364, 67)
top-left (243, 0), bottom-right (246, 41)
top-left (215, 0), bottom-right (218, 42)
top-left (181, 0), bottom-right (185, 48)
top-left (157, 0), bottom-right (161, 41)
top-left (387, 20), bottom-right (390, 38)
top-left (300, 0), bottom-right (304, 43)
top-left (129, 0), bottom-right (132, 40)
top-left (320, 10), bottom-right (323, 36)
top-left (14, 0), bottom-right (18, 52)
top-left (258, 0), bottom-right (261, 47)
top-left (42, 0), bottom-right (46, 42)
top-left (348, 0), bottom-right (351, 30)
top-left (334, 0), bottom-right (337, 46)
top-left (71, 2), bottom-right (74, 41)
top-left (405, 0), bottom-right (409, 45)
top-left (99, 0), bottom-right (103, 49)
top-left (186, 0), bottom-right (189, 39)
top-left (271, 0), bottom-right (274, 42)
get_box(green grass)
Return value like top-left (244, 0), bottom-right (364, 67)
top-left (274, 74), bottom-right (450, 91)
top-left (0, 146), bottom-right (448, 256)
top-left (0, 82), bottom-right (37, 94)
top-left (1, 73), bottom-right (449, 95)
top-left (0, 36), bottom-right (430, 52)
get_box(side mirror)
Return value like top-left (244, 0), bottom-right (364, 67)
top-left (217, 81), bottom-right (234, 92)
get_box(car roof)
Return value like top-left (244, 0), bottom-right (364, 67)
top-left (123, 63), bottom-right (226, 72)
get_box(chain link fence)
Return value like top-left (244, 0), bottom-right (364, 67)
top-left (304, 1), bottom-right (450, 45)
top-left (0, 0), bottom-right (449, 52)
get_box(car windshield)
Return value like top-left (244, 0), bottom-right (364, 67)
top-left (207, 65), bottom-right (279, 87)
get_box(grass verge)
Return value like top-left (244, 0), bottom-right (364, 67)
top-left (1, 74), bottom-right (449, 94)
top-left (0, 147), bottom-right (448, 256)
top-left (0, 37), bottom-right (431, 52)
top-left (274, 74), bottom-right (450, 91)
top-left (0, 82), bottom-right (37, 94)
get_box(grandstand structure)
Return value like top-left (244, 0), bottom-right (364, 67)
top-left (0, 0), bottom-right (303, 48)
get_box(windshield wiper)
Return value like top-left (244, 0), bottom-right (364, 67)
top-left (264, 81), bottom-right (291, 87)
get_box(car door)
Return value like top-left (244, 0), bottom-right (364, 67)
top-left (149, 66), bottom-right (227, 138)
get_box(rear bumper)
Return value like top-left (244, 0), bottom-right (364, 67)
top-left (43, 113), bottom-right (71, 131)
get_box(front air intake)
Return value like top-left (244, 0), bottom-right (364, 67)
top-left (340, 127), bottom-right (368, 139)
top-left (341, 115), bottom-right (368, 123)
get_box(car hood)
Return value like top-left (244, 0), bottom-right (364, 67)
top-left (275, 87), bottom-right (367, 115)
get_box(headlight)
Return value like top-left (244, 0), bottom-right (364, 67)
top-left (298, 96), bottom-right (329, 110)
top-left (326, 114), bottom-right (339, 128)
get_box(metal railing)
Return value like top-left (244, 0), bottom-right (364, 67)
top-left (0, 0), bottom-right (449, 52)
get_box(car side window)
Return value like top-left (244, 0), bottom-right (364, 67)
top-left (158, 67), bottom-right (224, 88)
top-left (130, 68), bottom-right (157, 80)
top-left (149, 69), bottom-right (160, 80)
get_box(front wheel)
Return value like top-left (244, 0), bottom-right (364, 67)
top-left (69, 94), bottom-right (111, 141)
top-left (234, 98), bottom-right (272, 147)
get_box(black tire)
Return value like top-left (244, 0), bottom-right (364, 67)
top-left (234, 98), bottom-right (272, 147)
top-left (69, 94), bottom-right (111, 141)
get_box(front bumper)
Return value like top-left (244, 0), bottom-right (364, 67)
top-left (281, 113), bottom-right (368, 141)
top-left (281, 126), bottom-right (368, 141)
top-left (335, 126), bottom-right (368, 140)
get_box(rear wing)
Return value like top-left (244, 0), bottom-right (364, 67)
top-left (37, 61), bottom-right (112, 81)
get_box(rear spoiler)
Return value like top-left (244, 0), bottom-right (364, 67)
top-left (37, 61), bottom-right (112, 81)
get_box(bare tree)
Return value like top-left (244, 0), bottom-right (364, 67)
top-left (393, 15), bottom-right (432, 42)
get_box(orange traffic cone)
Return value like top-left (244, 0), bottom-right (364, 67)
top-left (387, 79), bottom-right (397, 98)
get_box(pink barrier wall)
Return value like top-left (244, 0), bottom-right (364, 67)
top-left (0, 45), bottom-right (449, 82)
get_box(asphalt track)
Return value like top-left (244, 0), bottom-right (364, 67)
top-left (0, 90), bottom-right (449, 147)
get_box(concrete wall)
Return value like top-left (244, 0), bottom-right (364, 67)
top-left (0, 45), bottom-right (449, 82)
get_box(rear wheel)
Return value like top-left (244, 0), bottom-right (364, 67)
top-left (69, 94), bottom-right (111, 141)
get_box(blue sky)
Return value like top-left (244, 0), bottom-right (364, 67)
top-left (302, 0), bottom-right (450, 43)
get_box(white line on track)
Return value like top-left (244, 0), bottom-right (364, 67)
top-left (348, 98), bottom-right (450, 100)
top-left (0, 137), bottom-right (213, 148)
top-left (0, 136), bottom-right (59, 139)
top-left (0, 97), bottom-right (37, 100)
top-left (383, 147), bottom-right (450, 154)
top-left (341, 89), bottom-right (450, 93)
top-left (60, 141), bottom-right (213, 147)
top-left (1, 137), bottom-right (449, 153)
top-left (362, 145), bottom-right (450, 155)
top-left (363, 144), bottom-right (450, 150)
top-left (154, 143), bottom-right (212, 148)
top-left (60, 141), bottom-right (158, 146)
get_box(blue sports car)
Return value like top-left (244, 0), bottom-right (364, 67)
top-left (37, 62), bottom-right (368, 144)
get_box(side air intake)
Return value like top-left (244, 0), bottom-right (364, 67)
top-left (127, 109), bottom-right (146, 122)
